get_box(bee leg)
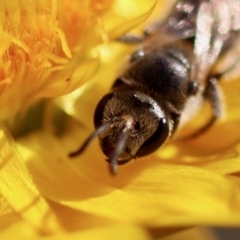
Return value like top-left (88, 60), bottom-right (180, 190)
top-left (144, 0), bottom-right (199, 38)
top-left (117, 35), bottom-right (144, 44)
top-left (205, 77), bottom-right (223, 118)
top-left (118, 0), bottom-right (199, 45)
top-left (180, 77), bottom-right (223, 140)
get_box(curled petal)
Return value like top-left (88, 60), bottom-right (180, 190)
top-left (38, 56), bottom-right (100, 98)
top-left (0, 125), bottom-right (60, 233)
top-left (107, 1), bottom-right (156, 40)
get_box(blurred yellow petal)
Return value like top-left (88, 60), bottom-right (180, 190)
top-left (36, 224), bottom-right (151, 240)
top-left (159, 228), bottom-right (217, 240)
top-left (0, 221), bottom-right (39, 240)
top-left (0, 126), bottom-right (60, 233)
top-left (227, 175), bottom-right (240, 189)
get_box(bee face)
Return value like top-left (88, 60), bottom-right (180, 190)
top-left (94, 91), bottom-right (169, 166)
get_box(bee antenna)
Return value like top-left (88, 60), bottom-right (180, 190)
top-left (108, 127), bottom-right (131, 175)
top-left (69, 121), bottom-right (113, 158)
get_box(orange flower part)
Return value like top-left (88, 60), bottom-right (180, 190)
top-left (0, 0), bottom-right (114, 121)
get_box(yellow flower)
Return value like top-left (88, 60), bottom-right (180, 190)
top-left (0, 0), bottom-right (115, 122)
top-left (1, 0), bottom-right (240, 239)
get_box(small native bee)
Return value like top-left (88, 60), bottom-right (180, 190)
top-left (70, 0), bottom-right (240, 173)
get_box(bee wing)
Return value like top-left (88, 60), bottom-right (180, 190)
top-left (145, 0), bottom-right (202, 38)
top-left (192, 0), bottom-right (240, 82)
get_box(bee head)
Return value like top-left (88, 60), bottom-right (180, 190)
top-left (94, 91), bottom-right (170, 173)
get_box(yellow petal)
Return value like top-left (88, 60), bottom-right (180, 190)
top-left (0, 125), bottom-right (60, 233)
top-left (61, 165), bottom-right (240, 227)
top-left (17, 130), bottom-right (114, 202)
top-left (47, 200), bottom-right (117, 231)
top-left (17, 121), bottom-right (240, 230)
top-left (196, 151), bottom-right (240, 175)
top-left (107, 0), bottom-right (156, 40)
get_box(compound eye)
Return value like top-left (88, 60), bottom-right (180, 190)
top-left (136, 118), bottom-right (169, 157)
top-left (94, 92), bottom-right (115, 128)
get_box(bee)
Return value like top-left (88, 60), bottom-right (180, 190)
top-left (69, 0), bottom-right (240, 174)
